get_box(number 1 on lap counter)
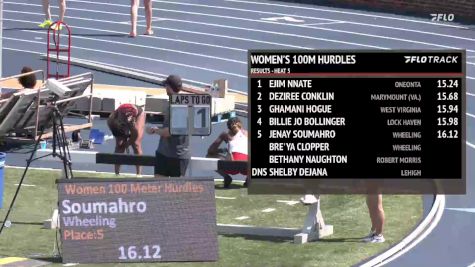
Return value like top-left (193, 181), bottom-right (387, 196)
top-left (170, 94), bottom-right (212, 136)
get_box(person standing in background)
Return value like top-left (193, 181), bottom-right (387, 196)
top-left (146, 75), bottom-right (190, 177)
top-left (39, 0), bottom-right (67, 30)
top-left (363, 194), bottom-right (385, 243)
top-left (130, 0), bottom-right (153, 37)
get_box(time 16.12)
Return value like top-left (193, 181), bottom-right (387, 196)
top-left (118, 245), bottom-right (161, 260)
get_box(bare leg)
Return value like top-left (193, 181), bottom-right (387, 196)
top-left (43, 0), bottom-right (51, 20)
top-left (366, 194), bottom-right (385, 235)
top-left (114, 137), bottom-right (127, 175)
top-left (58, 0), bottom-right (66, 21)
top-left (144, 0), bottom-right (153, 35)
top-left (130, 0), bottom-right (139, 37)
top-left (131, 142), bottom-right (143, 175)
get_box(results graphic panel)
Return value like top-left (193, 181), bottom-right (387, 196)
top-left (249, 50), bottom-right (465, 181)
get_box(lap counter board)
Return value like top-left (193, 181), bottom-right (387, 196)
top-left (248, 50), bottom-right (466, 195)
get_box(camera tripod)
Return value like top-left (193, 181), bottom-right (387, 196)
top-left (0, 104), bottom-right (73, 235)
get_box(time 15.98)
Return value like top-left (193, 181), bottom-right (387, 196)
top-left (118, 245), bottom-right (161, 260)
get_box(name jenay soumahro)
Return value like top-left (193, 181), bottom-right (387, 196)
top-left (61, 198), bottom-right (147, 229)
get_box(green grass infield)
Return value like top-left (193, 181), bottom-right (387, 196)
top-left (0, 168), bottom-right (422, 267)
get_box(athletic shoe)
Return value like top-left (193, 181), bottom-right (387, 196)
top-left (367, 234), bottom-right (385, 243)
top-left (39, 19), bottom-right (53, 28)
top-left (361, 230), bottom-right (376, 242)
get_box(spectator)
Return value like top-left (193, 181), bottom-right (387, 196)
top-left (363, 194), bottom-right (385, 243)
top-left (107, 103), bottom-right (145, 176)
top-left (130, 0), bottom-right (153, 37)
top-left (18, 66), bottom-right (37, 89)
top-left (207, 117), bottom-right (248, 188)
top-left (39, 0), bottom-right (67, 30)
top-left (146, 75), bottom-right (190, 177)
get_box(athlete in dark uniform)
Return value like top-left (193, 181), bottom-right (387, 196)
top-left (107, 103), bottom-right (145, 176)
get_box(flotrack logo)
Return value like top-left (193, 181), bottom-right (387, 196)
top-left (430, 14), bottom-right (455, 22)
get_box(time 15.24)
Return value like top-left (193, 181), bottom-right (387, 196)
top-left (118, 245), bottom-right (161, 260)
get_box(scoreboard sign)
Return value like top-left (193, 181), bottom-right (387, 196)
top-left (170, 94), bottom-right (212, 136)
top-left (58, 178), bottom-right (218, 263)
top-left (249, 50), bottom-right (466, 194)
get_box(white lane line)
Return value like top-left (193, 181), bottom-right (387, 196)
top-left (3, 37), bottom-right (247, 78)
top-left (446, 208), bottom-right (475, 213)
top-left (261, 16), bottom-right (305, 23)
top-left (467, 113), bottom-right (475, 119)
top-left (469, 56), bottom-right (475, 58)
top-left (3, 47), bottom-right (43, 55)
top-left (44, 1), bottom-right (474, 52)
top-left (215, 196), bottom-right (236, 200)
top-left (136, 18), bottom-right (167, 23)
top-left (468, 261), bottom-right (475, 267)
top-left (14, 184), bottom-right (36, 187)
top-left (4, 8), bottom-right (312, 50)
top-left (141, 0), bottom-right (475, 42)
top-left (261, 208), bottom-right (275, 213)
top-left (223, 0), bottom-right (468, 29)
top-left (368, 196), bottom-right (446, 267)
top-left (6, 19), bottom-right (247, 64)
top-left (467, 92), bottom-right (475, 97)
top-left (468, 141), bottom-right (475, 150)
top-left (302, 21), bottom-right (346, 26)
top-left (10, 3), bottom-right (475, 55)
top-left (235, 216), bottom-right (249, 220)
top-left (4, 3), bottom-right (386, 49)
top-left (276, 200), bottom-right (299, 206)
top-left (147, 9), bottom-right (475, 52)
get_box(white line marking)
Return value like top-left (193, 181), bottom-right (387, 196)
top-left (261, 16), bottom-right (305, 23)
top-left (468, 56), bottom-right (475, 58)
top-left (302, 21), bottom-right (345, 26)
top-left (4, 7), bottom-right (312, 50)
top-left (468, 92), bottom-right (475, 97)
top-left (446, 208), bottom-right (475, 213)
top-left (150, 9), bottom-right (475, 52)
top-left (34, 37), bottom-right (42, 40)
top-left (224, 0), bottom-right (468, 29)
top-left (7, 19), bottom-right (246, 64)
top-left (3, 47), bottom-right (43, 55)
top-left (261, 208), bottom-right (275, 213)
top-left (467, 113), bottom-right (475, 119)
top-left (3, 36), bottom-right (247, 78)
top-left (235, 216), bottom-right (250, 220)
top-left (145, 0), bottom-right (475, 42)
top-left (468, 261), bottom-right (475, 267)
top-left (276, 200), bottom-right (299, 206)
top-left (215, 196), bottom-right (236, 200)
top-left (14, 184), bottom-right (36, 187)
top-left (4, 3), bottom-right (386, 49)
top-left (370, 196), bottom-right (445, 267)
top-left (467, 141), bottom-right (475, 150)
top-left (136, 18), bottom-right (167, 23)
